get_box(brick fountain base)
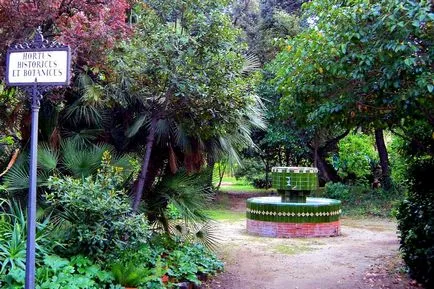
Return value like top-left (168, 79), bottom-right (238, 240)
top-left (246, 197), bottom-right (341, 238)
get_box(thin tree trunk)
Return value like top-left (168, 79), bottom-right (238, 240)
top-left (374, 128), bottom-right (392, 190)
top-left (132, 117), bottom-right (157, 212)
top-left (216, 162), bottom-right (226, 191)
top-left (206, 154), bottom-right (215, 189)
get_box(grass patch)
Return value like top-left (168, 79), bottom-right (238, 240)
top-left (218, 185), bottom-right (271, 193)
top-left (205, 209), bottom-right (245, 222)
top-left (214, 175), bottom-right (272, 193)
top-left (273, 244), bottom-right (314, 255)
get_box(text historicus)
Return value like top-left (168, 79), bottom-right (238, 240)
top-left (7, 50), bottom-right (70, 85)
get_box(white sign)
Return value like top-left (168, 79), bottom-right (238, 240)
top-left (6, 49), bottom-right (70, 86)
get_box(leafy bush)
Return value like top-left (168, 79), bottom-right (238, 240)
top-left (234, 157), bottom-right (270, 188)
top-left (149, 237), bottom-right (223, 285)
top-left (165, 202), bottom-right (182, 220)
top-left (165, 242), bottom-right (223, 285)
top-left (252, 178), bottom-right (272, 189)
top-left (105, 237), bottom-right (223, 288)
top-left (45, 152), bottom-right (150, 258)
top-left (111, 262), bottom-right (153, 287)
top-left (388, 135), bottom-right (409, 186)
top-left (329, 133), bottom-right (378, 183)
top-left (324, 182), bottom-right (350, 200)
top-left (397, 159), bottom-right (434, 287)
top-left (0, 199), bottom-right (55, 275)
top-left (324, 182), bottom-right (404, 217)
top-left (1, 254), bottom-right (117, 289)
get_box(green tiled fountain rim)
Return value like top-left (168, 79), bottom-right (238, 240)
top-left (271, 167), bottom-right (319, 173)
top-left (247, 197), bottom-right (341, 206)
top-left (246, 197), bottom-right (341, 223)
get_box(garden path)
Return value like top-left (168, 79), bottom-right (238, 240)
top-left (202, 194), bottom-right (420, 289)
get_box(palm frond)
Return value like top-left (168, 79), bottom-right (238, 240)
top-left (63, 99), bottom-right (103, 127)
top-left (241, 53), bottom-right (261, 75)
top-left (60, 139), bottom-right (106, 177)
top-left (172, 123), bottom-right (191, 152)
top-left (156, 171), bottom-right (213, 224)
top-left (63, 129), bottom-right (104, 145)
top-left (3, 154), bottom-right (29, 191)
top-left (155, 118), bottom-right (170, 144)
top-left (126, 114), bottom-right (149, 138)
top-left (170, 221), bottom-right (221, 251)
top-left (111, 153), bottom-right (135, 174)
top-left (38, 143), bottom-right (59, 172)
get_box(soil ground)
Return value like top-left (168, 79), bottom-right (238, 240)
top-left (202, 193), bottom-right (422, 289)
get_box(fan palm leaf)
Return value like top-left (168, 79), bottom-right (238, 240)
top-left (37, 143), bottom-right (59, 172)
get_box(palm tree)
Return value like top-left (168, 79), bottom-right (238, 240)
top-left (2, 138), bottom-right (134, 192)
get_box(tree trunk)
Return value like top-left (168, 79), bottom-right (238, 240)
top-left (316, 149), bottom-right (341, 184)
top-left (132, 117), bottom-right (157, 212)
top-left (206, 153), bottom-right (215, 189)
top-left (216, 162), bottom-right (226, 191)
top-left (374, 128), bottom-right (392, 190)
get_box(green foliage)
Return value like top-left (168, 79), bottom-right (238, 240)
top-left (148, 240), bottom-right (223, 286)
top-left (0, 199), bottom-right (55, 275)
top-left (3, 139), bottom-right (136, 192)
top-left (45, 152), bottom-right (150, 258)
top-left (108, 0), bottom-right (264, 144)
top-left (329, 132), bottom-right (378, 182)
top-left (1, 254), bottom-right (116, 289)
top-left (165, 202), bottom-right (182, 220)
top-left (397, 159), bottom-right (434, 287)
top-left (152, 170), bottom-right (213, 225)
top-left (0, 83), bottom-right (21, 173)
top-left (273, 0), bottom-right (434, 130)
top-left (105, 238), bottom-right (223, 288)
top-left (111, 262), bottom-right (152, 287)
top-left (388, 134), bottom-right (409, 186)
top-left (234, 157), bottom-right (267, 186)
top-left (324, 182), bottom-right (404, 217)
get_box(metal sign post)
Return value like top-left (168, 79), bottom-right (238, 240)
top-left (5, 27), bottom-right (71, 289)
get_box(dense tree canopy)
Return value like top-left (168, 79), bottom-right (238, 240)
top-left (273, 0), bottom-right (433, 130)
top-left (105, 0), bottom-right (264, 210)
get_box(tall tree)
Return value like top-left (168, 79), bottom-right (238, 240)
top-left (107, 0), bottom-right (265, 210)
top-left (0, 0), bottom-right (131, 74)
top-left (273, 0), bottom-right (433, 188)
top-left (0, 0), bottom-right (133, 170)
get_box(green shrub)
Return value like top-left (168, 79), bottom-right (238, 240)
top-left (329, 133), bottom-right (378, 183)
top-left (165, 202), bottom-right (182, 220)
top-left (0, 199), bottom-right (55, 275)
top-left (1, 254), bottom-right (117, 289)
top-left (324, 182), bottom-right (351, 200)
top-left (252, 178), bottom-right (272, 189)
top-left (397, 159), bottom-right (434, 287)
top-left (107, 244), bottom-right (165, 288)
top-left (46, 151), bottom-right (150, 258)
top-left (389, 135), bottom-right (409, 186)
top-left (234, 158), bottom-right (270, 188)
top-left (111, 262), bottom-right (153, 287)
top-left (324, 182), bottom-right (404, 217)
top-left (106, 237), bottom-right (223, 288)
top-left (165, 243), bottom-right (223, 285)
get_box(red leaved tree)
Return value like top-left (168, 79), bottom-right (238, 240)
top-left (0, 0), bottom-right (132, 77)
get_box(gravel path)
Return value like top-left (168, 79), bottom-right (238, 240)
top-left (202, 195), bottom-right (420, 289)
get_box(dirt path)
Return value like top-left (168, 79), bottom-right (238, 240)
top-left (202, 195), bottom-right (420, 289)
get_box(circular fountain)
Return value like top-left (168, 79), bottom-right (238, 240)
top-left (246, 167), bottom-right (341, 238)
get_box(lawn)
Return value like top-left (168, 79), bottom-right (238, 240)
top-left (204, 209), bottom-right (246, 222)
top-left (213, 175), bottom-right (274, 193)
